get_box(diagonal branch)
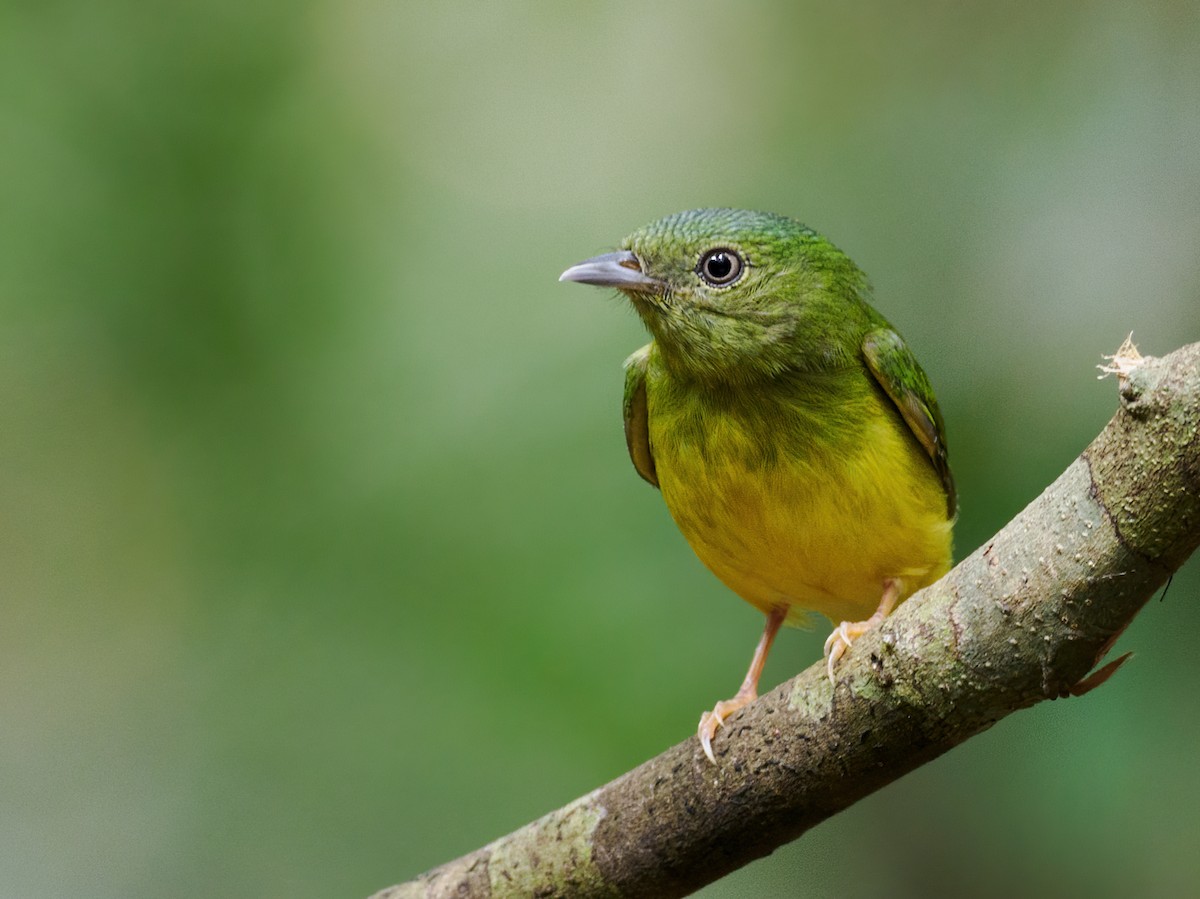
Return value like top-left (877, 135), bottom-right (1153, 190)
top-left (374, 341), bottom-right (1200, 899)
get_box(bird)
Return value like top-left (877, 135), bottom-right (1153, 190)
top-left (560, 208), bottom-right (955, 763)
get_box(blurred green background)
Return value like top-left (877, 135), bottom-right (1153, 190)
top-left (3, 2), bottom-right (1199, 897)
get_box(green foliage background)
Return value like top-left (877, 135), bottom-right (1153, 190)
top-left (3, 2), bottom-right (1199, 897)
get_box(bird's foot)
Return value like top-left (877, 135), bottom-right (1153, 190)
top-left (698, 689), bottom-right (756, 764)
top-left (697, 606), bottom-right (788, 764)
top-left (823, 617), bottom-right (882, 682)
top-left (823, 578), bottom-right (903, 683)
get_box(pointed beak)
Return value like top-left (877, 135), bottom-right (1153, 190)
top-left (559, 250), bottom-right (661, 291)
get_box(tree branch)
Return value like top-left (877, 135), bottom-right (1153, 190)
top-left (374, 341), bottom-right (1200, 899)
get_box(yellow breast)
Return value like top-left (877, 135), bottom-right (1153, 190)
top-left (647, 372), bottom-right (953, 626)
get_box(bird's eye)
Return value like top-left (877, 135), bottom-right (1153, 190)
top-left (697, 248), bottom-right (744, 286)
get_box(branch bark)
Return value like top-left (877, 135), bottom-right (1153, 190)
top-left (374, 341), bottom-right (1200, 899)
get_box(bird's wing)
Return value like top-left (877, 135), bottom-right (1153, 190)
top-left (623, 344), bottom-right (659, 488)
top-left (862, 328), bottom-right (956, 518)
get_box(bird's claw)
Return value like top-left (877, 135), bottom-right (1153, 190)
top-left (823, 623), bottom-right (853, 683)
top-left (698, 709), bottom-right (725, 764)
top-left (697, 694), bottom-right (753, 764)
top-left (823, 618), bottom-right (879, 683)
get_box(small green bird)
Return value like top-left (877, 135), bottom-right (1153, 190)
top-left (561, 208), bottom-right (955, 763)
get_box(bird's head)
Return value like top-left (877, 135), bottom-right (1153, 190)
top-left (561, 208), bottom-right (873, 384)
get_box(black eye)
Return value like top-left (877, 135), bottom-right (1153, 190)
top-left (697, 248), bottom-right (743, 286)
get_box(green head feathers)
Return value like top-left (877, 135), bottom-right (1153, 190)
top-left (560, 208), bottom-right (879, 384)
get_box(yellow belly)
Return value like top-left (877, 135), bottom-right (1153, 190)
top-left (649, 383), bottom-right (953, 626)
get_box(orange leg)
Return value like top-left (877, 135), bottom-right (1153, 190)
top-left (823, 577), bottom-right (903, 683)
top-left (698, 606), bottom-right (787, 763)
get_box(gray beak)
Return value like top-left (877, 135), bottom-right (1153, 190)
top-left (559, 250), bottom-right (661, 291)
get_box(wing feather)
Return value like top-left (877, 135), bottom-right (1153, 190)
top-left (622, 344), bottom-right (658, 488)
top-left (862, 329), bottom-right (956, 518)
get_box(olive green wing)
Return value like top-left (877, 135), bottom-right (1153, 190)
top-left (623, 344), bottom-right (658, 488)
top-left (862, 329), bottom-right (956, 518)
